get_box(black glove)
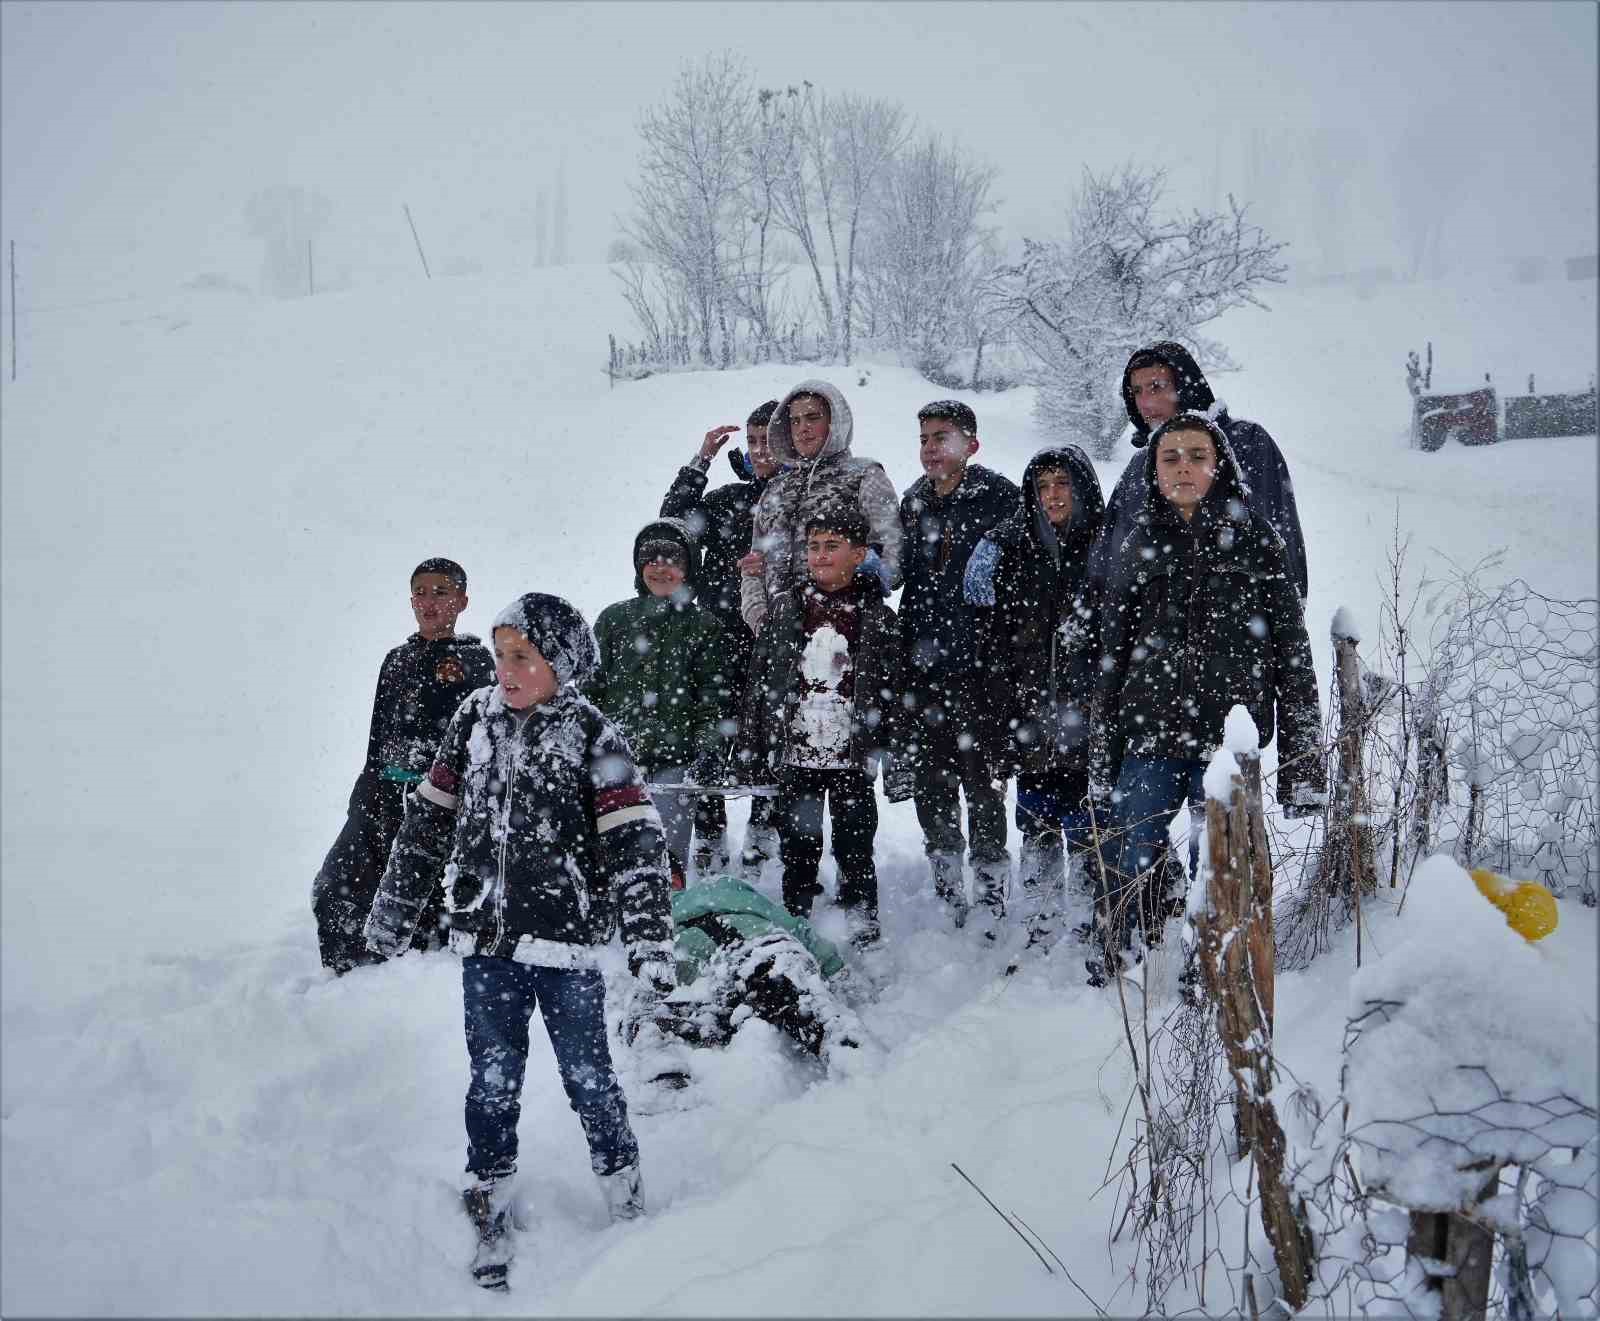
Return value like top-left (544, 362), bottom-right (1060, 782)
top-left (690, 746), bottom-right (734, 788)
top-left (882, 755), bottom-right (917, 804)
top-left (363, 890), bottom-right (419, 960)
top-left (628, 941), bottom-right (678, 997)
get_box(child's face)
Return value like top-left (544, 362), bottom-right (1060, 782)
top-left (806, 530), bottom-right (867, 593)
top-left (788, 397), bottom-right (830, 459)
top-left (1035, 469), bottom-right (1075, 526)
top-left (641, 559), bottom-right (687, 597)
top-left (746, 423), bottom-right (777, 479)
top-left (1155, 428), bottom-right (1217, 521)
top-left (1129, 363), bottom-right (1180, 428)
top-left (411, 573), bottom-right (468, 640)
top-left (493, 626), bottom-right (559, 708)
top-left (918, 416), bottom-right (978, 488)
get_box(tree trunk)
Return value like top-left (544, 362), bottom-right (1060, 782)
top-left (1196, 751), bottom-right (1314, 1312)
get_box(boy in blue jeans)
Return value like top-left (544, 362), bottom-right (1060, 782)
top-left (366, 592), bottom-right (675, 1291)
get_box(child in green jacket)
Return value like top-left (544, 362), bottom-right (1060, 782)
top-left (586, 518), bottom-right (731, 887)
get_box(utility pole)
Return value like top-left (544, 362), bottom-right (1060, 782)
top-left (9, 240), bottom-right (16, 381)
top-left (403, 204), bottom-right (431, 279)
top-left (307, 239), bottom-right (314, 296)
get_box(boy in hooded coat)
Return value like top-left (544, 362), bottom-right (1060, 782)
top-left (964, 445), bottom-right (1105, 955)
top-left (364, 592), bottom-right (674, 1287)
top-left (312, 557), bottom-right (494, 974)
top-left (739, 380), bottom-right (903, 637)
top-left (587, 518), bottom-right (731, 887)
top-left (1087, 413), bottom-right (1325, 983)
top-left (1090, 341), bottom-right (1308, 600)
top-left (897, 400), bottom-right (1022, 932)
top-left (659, 401), bottom-right (783, 879)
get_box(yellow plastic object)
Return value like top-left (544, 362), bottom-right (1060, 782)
top-left (1471, 868), bottom-right (1560, 942)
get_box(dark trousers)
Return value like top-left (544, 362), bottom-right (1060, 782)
top-left (461, 956), bottom-right (639, 1181)
top-left (1098, 756), bottom-right (1206, 950)
top-left (773, 766), bottom-right (879, 919)
top-left (911, 712), bottom-right (1008, 864)
top-left (311, 777), bottom-right (441, 972)
top-left (1015, 768), bottom-right (1096, 855)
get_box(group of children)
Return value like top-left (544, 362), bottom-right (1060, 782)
top-left (309, 343), bottom-right (1327, 1289)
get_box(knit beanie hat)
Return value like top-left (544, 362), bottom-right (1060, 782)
top-left (491, 592), bottom-right (599, 689)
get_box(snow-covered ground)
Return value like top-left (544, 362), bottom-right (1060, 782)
top-left (2, 261), bottom-right (1595, 1315)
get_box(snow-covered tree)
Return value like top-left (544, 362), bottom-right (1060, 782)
top-left (623, 54), bottom-right (753, 367)
top-left (859, 132), bottom-right (997, 380)
top-left (997, 164), bottom-right (1287, 458)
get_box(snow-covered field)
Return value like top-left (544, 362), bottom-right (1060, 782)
top-left (2, 261), bottom-right (1595, 1315)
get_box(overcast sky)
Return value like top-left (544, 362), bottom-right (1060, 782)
top-left (2, 0), bottom-right (1595, 304)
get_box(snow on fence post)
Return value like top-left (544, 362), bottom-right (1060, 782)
top-left (1197, 707), bottom-right (1314, 1311)
top-left (1404, 1159), bottom-right (1502, 1321)
top-left (1317, 610), bottom-right (1379, 959)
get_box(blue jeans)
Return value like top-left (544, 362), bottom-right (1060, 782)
top-left (1016, 770), bottom-right (1097, 857)
top-left (462, 956), bottom-right (639, 1181)
top-left (1099, 757), bottom-right (1207, 949)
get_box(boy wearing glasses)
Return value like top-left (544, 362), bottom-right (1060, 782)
top-left (588, 518), bottom-right (730, 889)
top-left (311, 557), bottom-right (494, 974)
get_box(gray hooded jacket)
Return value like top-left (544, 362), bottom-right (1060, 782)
top-left (740, 379), bottom-right (904, 633)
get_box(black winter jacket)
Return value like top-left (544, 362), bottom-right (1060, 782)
top-left (1089, 415), bottom-right (1325, 807)
top-left (976, 446), bottom-right (1105, 777)
top-left (737, 580), bottom-right (904, 777)
top-left (372, 685), bottom-right (673, 963)
top-left (360, 633), bottom-right (496, 783)
top-left (1090, 342), bottom-right (1309, 599)
top-left (659, 459), bottom-right (771, 648)
top-left (898, 463), bottom-right (1021, 711)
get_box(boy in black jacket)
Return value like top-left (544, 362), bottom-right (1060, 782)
top-left (311, 557), bottom-right (494, 974)
top-left (1087, 414), bottom-right (1325, 985)
top-left (658, 401), bottom-right (782, 879)
top-left (365, 592), bottom-right (675, 1290)
top-left (898, 400), bottom-right (1021, 932)
top-left (737, 509), bottom-right (904, 947)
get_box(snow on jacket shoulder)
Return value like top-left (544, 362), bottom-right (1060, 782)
top-left (371, 685), bottom-right (673, 965)
top-left (741, 380), bottom-right (903, 633)
top-left (1088, 415), bottom-right (1324, 807)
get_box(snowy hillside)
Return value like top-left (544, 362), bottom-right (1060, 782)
top-left (2, 260), bottom-right (1595, 1315)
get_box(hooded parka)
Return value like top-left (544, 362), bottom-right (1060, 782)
top-left (975, 445), bottom-right (1105, 776)
top-left (1090, 342), bottom-right (1309, 600)
top-left (740, 380), bottom-right (904, 633)
top-left (1088, 414), bottom-right (1325, 807)
top-left (586, 518), bottom-right (730, 770)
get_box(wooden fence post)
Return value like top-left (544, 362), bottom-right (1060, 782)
top-left (1405, 1161), bottom-right (1501, 1320)
top-left (1197, 750), bottom-right (1314, 1311)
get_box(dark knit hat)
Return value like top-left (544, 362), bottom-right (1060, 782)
top-left (490, 593), bottom-right (599, 689)
top-left (411, 557), bottom-right (468, 591)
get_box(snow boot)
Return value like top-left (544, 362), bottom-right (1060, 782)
top-left (971, 854), bottom-right (1011, 941)
top-left (738, 811), bottom-right (778, 882)
top-left (929, 851), bottom-right (969, 928)
top-left (462, 1178), bottom-right (514, 1291)
top-left (598, 1162), bottom-right (645, 1223)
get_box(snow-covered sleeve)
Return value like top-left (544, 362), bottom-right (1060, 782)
top-left (366, 699), bottom-right (471, 949)
top-left (1260, 541), bottom-right (1325, 806)
top-left (360, 649), bottom-right (400, 781)
top-left (659, 462), bottom-right (710, 522)
top-left (1088, 587), bottom-right (1134, 796)
top-left (742, 487), bottom-right (778, 633)
top-left (858, 463), bottom-right (904, 591)
top-left (587, 714), bottom-right (673, 950)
